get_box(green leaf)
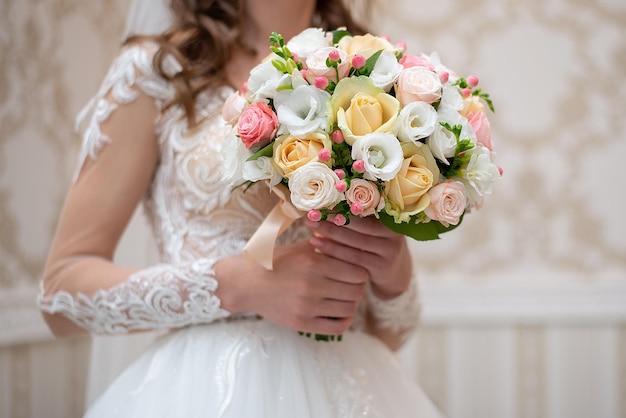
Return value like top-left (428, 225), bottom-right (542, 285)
top-left (332, 29), bottom-right (352, 45)
top-left (378, 212), bottom-right (463, 241)
top-left (360, 50), bottom-right (383, 76)
top-left (246, 142), bottom-right (274, 161)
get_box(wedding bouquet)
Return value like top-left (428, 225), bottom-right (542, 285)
top-left (222, 28), bottom-right (501, 270)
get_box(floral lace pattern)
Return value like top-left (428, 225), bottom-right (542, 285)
top-left (38, 43), bottom-right (419, 336)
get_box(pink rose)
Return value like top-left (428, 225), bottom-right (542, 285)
top-left (399, 54), bottom-right (434, 71)
top-left (305, 47), bottom-right (350, 83)
top-left (396, 66), bottom-right (442, 106)
top-left (467, 111), bottom-right (493, 151)
top-left (345, 178), bottom-right (383, 217)
top-left (424, 180), bottom-right (467, 227)
top-left (221, 91), bottom-right (248, 125)
top-left (237, 102), bottom-right (278, 150)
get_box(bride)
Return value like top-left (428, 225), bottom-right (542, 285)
top-left (38, 0), bottom-right (444, 416)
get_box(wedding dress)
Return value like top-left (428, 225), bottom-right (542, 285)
top-left (38, 42), bottom-right (444, 418)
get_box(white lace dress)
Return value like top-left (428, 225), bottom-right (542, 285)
top-left (38, 43), bottom-right (444, 418)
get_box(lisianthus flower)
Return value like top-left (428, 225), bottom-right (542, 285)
top-left (274, 85), bottom-right (331, 137)
top-left (350, 132), bottom-right (403, 181)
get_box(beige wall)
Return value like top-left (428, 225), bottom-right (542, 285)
top-left (1, 0), bottom-right (624, 417)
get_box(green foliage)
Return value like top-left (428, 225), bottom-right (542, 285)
top-left (437, 123), bottom-right (475, 178)
top-left (332, 29), bottom-right (352, 45)
top-left (378, 211), bottom-right (463, 241)
top-left (246, 142), bottom-right (274, 161)
top-left (472, 88), bottom-right (495, 112)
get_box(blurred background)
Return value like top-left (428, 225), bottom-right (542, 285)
top-left (1, 0), bottom-right (624, 417)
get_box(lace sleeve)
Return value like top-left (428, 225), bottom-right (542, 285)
top-left (364, 276), bottom-right (422, 342)
top-left (37, 258), bottom-right (230, 334)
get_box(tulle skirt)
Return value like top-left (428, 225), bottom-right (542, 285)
top-left (84, 319), bottom-right (444, 417)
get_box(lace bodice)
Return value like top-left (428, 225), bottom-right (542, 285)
top-left (38, 43), bottom-right (420, 337)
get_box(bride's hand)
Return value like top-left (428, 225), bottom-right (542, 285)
top-left (214, 240), bottom-right (368, 336)
top-left (306, 216), bottom-right (413, 300)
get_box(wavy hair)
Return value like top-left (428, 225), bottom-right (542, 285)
top-left (126, 0), bottom-right (371, 126)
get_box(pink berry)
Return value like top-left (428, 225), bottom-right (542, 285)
top-left (334, 169), bottom-right (346, 180)
top-left (439, 71), bottom-right (449, 84)
top-left (380, 34), bottom-right (391, 41)
top-left (292, 53), bottom-right (299, 62)
top-left (314, 76), bottom-right (329, 90)
top-left (352, 159), bottom-right (366, 173)
top-left (307, 209), bottom-right (322, 222)
top-left (333, 214), bottom-right (347, 226)
top-left (318, 148), bottom-right (331, 162)
top-left (467, 75), bottom-right (479, 88)
top-left (351, 54), bottom-right (366, 70)
top-left (497, 166), bottom-right (504, 176)
top-left (350, 202), bottom-right (363, 215)
top-left (331, 130), bottom-right (344, 144)
top-left (461, 88), bottom-right (472, 98)
top-left (335, 180), bottom-right (347, 193)
top-left (328, 49), bottom-right (340, 62)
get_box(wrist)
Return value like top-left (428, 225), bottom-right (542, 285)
top-left (213, 256), bottom-right (251, 314)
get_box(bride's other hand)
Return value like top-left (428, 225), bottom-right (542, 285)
top-left (305, 216), bottom-right (413, 300)
top-left (214, 240), bottom-right (368, 336)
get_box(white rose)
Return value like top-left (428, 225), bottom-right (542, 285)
top-left (456, 149), bottom-right (500, 207)
top-left (305, 47), bottom-right (350, 83)
top-left (286, 28), bottom-right (329, 59)
top-left (289, 162), bottom-right (344, 211)
top-left (396, 66), bottom-right (442, 106)
top-left (242, 156), bottom-right (282, 186)
top-left (427, 123), bottom-right (457, 164)
top-left (246, 60), bottom-right (291, 102)
top-left (393, 101), bottom-right (438, 143)
top-left (369, 51), bottom-right (403, 92)
top-left (274, 85), bottom-right (331, 136)
top-left (351, 132), bottom-right (404, 181)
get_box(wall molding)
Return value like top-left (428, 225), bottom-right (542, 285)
top-left (2, 281), bottom-right (626, 346)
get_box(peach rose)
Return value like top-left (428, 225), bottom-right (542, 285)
top-left (424, 180), bottom-right (467, 226)
top-left (467, 110), bottom-right (493, 151)
top-left (396, 66), bottom-right (442, 106)
top-left (237, 102), bottom-right (278, 150)
top-left (345, 179), bottom-right (383, 217)
top-left (272, 132), bottom-right (331, 178)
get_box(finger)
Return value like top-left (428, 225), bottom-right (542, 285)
top-left (308, 219), bottom-right (389, 255)
top-left (316, 255), bottom-right (370, 285)
top-left (310, 235), bottom-right (383, 272)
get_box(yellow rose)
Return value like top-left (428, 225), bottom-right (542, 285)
top-left (338, 34), bottom-right (396, 59)
top-left (331, 77), bottom-right (400, 145)
top-left (272, 132), bottom-right (331, 178)
top-left (460, 95), bottom-right (485, 117)
top-left (384, 144), bottom-right (440, 219)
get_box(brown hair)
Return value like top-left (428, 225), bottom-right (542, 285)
top-left (126, 0), bottom-right (370, 126)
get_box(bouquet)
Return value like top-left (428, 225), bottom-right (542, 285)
top-left (222, 28), bottom-right (501, 270)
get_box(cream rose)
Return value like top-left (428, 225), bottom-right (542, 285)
top-left (384, 143), bottom-right (440, 220)
top-left (337, 33), bottom-right (396, 59)
top-left (345, 179), bottom-right (383, 217)
top-left (289, 162), bottom-right (344, 211)
top-left (221, 91), bottom-right (247, 125)
top-left (396, 66), bottom-right (442, 106)
top-left (424, 180), bottom-right (467, 227)
top-left (272, 132), bottom-right (331, 178)
top-left (332, 77), bottom-right (400, 145)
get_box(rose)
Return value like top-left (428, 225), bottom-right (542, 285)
top-left (369, 51), bottom-right (404, 92)
top-left (237, 102), bottom-right (278, 150)
top-left (286, 27), bottom-right (329, 60)
top-left (345, 179), bottom-right (383, 217)
top-left (383, 143), bottom-right (440, 222)
top-left (396, 66), bottom-right (442, 106)
top-left (394, 101), bottom-right (438, 143)
top-left (337, 33), bottom-right (396, 59)
top-left (221, 91), bottom-right (248, 125)
top-left (305, 47), bottom-right (350, 83)
top-left (427, 123), bottom-right (457, 164)
top-left (331, 77), bottom-right (400, 145)
top-left (289, 162), bottom-right (344, 211)
top-left (424, 180), bottom-right (467, 227)
top-left (274, 85), bottom-right (331, 137)
top-left (466, 110), bottom-right (493, 151)
top-left (350, 132), bottom-right (404, 181)
top-left (272, 132), bottom-right (332, 178)
top-left (399, 54), bottom-right (434, 70)
top-left (460, 95), bottom-right (486, 117)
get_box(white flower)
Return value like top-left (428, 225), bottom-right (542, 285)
top-left (351, 133), bottom-right (404, 181)
top-left (427, 123), bottom-right (457, 164)
top-left (289, 162), bottom-right (344, 211)
top-left (242, 156), bottom-right (282, 186)
top-left (393, 101), bottom-right (438, 143)
top-left (439, 85), bottom-right (464, 111)
top-left (246, 60), bottom-right (291, 102)
top-left (287, 28), bottom-right (329, 59)
top-left (456, 148), bottom-right (500, 207)
top-left (396, 66), bottom-right (442, 106)
top-left (274, 85), bottom-right (331, 136)
top-left (438, 107), bottom-right (477, 144)
top-left (369, 51), bottom-right (403, 92)
top-left (221, 128), bottom-right (252, 186)
top-left (305, 47), bottom-right (350, 83)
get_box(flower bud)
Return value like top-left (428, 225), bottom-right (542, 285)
top-left (333, 214), bottom-right (347, 226)
top-left (318, 148), bottom-right (331, 162)
top-left (331, 130), bottom-right (344, 144)
top-left (333, 169), bottom-right (346, 180)
top-left (467, 75), bottom-right (479, 88)
top-left (351, 54), bottom-right (366, 70)
top-left (350, 202), bottom-right (363, 215)
top-left (314, 76), bottom-right (329, 90)
top-left (307, 209), bottom-right (322, 222)
top-left (438, 71), bottom-right (449, 84)
top-left (335, 180), bottom-right (348, 193)
top-left (328, 49), bottom-right (341, 62)
top-left (352, 159), bottom-right (366, 173)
